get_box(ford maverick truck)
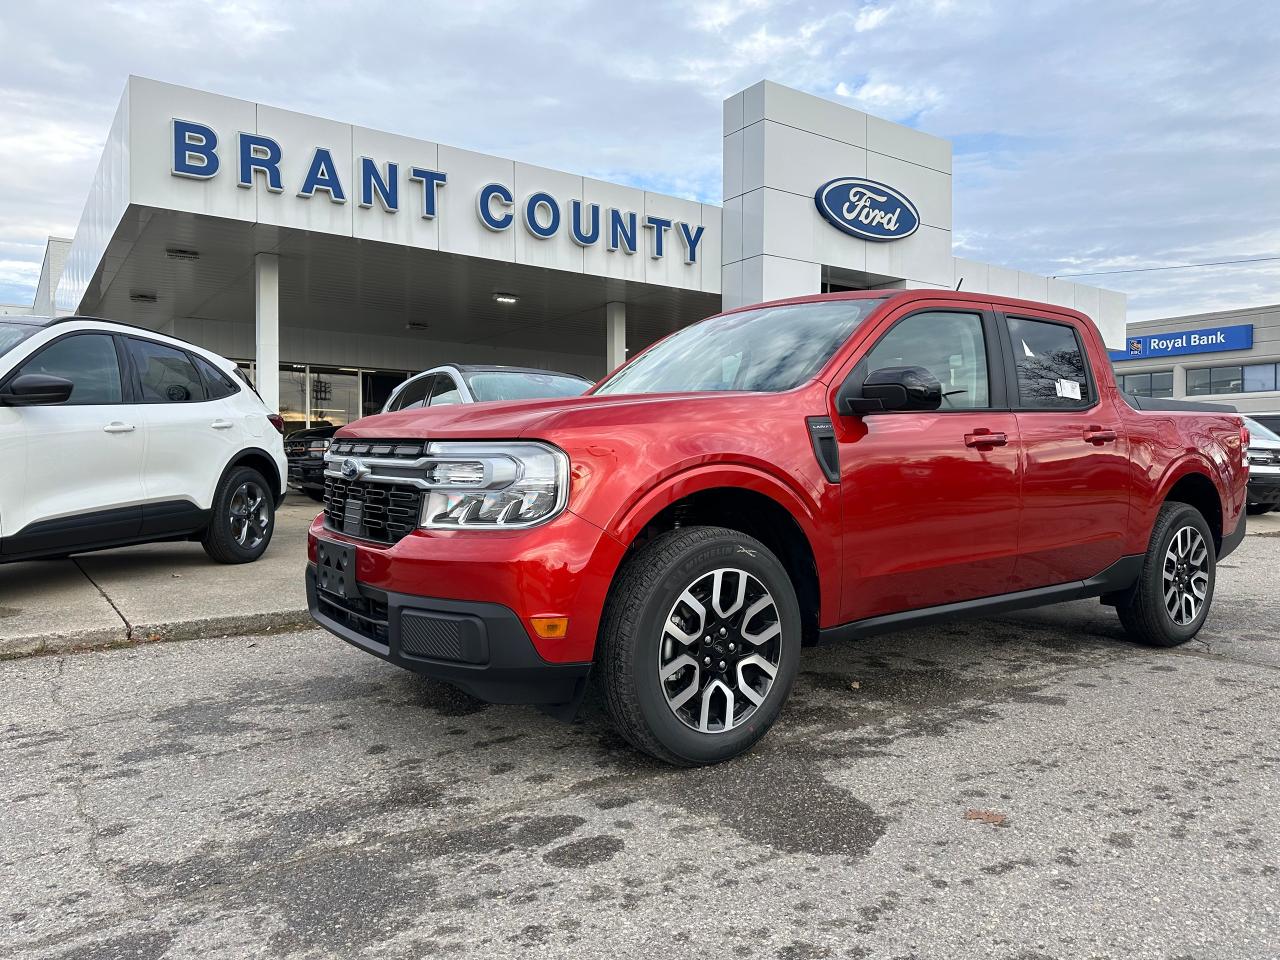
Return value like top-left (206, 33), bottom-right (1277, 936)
top-left (307, 291), bottom-right (1249, 766)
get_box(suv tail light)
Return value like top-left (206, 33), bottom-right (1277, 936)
top-left (1241, 421), bottom-right (1250, 467)
top-left (268, 414), bottom-right (286, 435)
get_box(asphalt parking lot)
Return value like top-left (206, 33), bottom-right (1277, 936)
top-left (4, 515), bottom-right (1279, 959)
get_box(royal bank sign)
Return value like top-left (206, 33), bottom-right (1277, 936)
top-left (814, 177), bottom-right (920, 242)
top-left (170, 119), bottom-right (707, 264)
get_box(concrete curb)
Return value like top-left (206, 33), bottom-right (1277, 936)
top-left (0, 608), bottom-right (314, 660)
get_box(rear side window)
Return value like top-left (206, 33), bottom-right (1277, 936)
top-left (127, 337), bottom-right (206, 403)
top-left (193, 355), bottom-right (239, 400)
top-left (1006, 316), bottom-right (1094, 409)
top-left (388, 374), bottom-right (433, 411)
top-left (429, 375), bottom-right (463, 406)
top-left (14, 333), bottom-right (123, 404)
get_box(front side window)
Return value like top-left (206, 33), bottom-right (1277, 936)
top-left (429, 375), bottom-right (463, 406)
top-left (388, 375), bottom-right (433, 412)
top-left (594, 298), bottom-right (887, 396)
top-left (1007, 316), bottom-right (1094, 409)
top-left (15, 333), bottom-right (123, 404)
top-left (859, 310), bottom-right (990, 409)
top-left (127, 338), bottom-right (205, 403)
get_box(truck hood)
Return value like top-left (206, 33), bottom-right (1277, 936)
top-left (337, 391), bottom-right (775, 440)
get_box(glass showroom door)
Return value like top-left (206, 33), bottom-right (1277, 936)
top-left (307, 367), bottom-right (360, 430)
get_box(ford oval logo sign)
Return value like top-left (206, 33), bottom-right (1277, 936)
top-left (814, 177), bottom-right (920, 242)
top-left (340, 458), bottom-right (362, 480)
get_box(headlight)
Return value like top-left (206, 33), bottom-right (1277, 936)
top-left (307, 438), bottom-right (331, 454)
top-left (417, 441), bottom-right (568, 529)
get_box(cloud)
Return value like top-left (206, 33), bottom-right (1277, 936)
top-left (0, 0), bottom-right (1275, 324)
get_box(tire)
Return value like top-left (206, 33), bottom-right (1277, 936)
top-left (1116, 502), bottom-right (1215, 647)
top-left (597, 526), bottom-right (801, 766)
top-left (202, 466), bottom-right (276, 564)
top-left (1246, 502), bottom-right (1274, 516)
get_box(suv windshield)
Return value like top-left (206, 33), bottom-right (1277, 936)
top-left (463, 370), bottom-right (592, 402)
top-left (0, 320), bottom-right (42, 359)
top-left (594, 297), bottom-right (888, 396)
top-left (1245, 418), bottom-right (1280, 443)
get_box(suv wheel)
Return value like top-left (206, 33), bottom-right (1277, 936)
top-left (202, 466), bottom-right (275, 564)
top-left (1116, 501), bottom-right (1215, 647)
top-left (597, 526), bottom-right (801, 766)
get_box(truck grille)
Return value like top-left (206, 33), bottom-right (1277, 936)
top-left (330, 440), bottom-right (426, 460)
top-left (323, 477), bottom-right (423, 544)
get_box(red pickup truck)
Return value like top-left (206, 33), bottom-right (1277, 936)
top-left (307, 291), bottom-right (1248, 766)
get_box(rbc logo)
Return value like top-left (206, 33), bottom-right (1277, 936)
top-left (1128, 339), bottom-right (1144, 356)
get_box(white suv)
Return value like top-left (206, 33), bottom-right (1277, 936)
top-left (0, 316), bottom-right (287, 564)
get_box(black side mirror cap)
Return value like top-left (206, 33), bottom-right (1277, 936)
top-left (0, 373), bottom-right (75, 406)
top-left (838, 365), bottom-right (943, 416)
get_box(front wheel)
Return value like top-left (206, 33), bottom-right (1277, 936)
top-left (1116, 502), bottom-right (1215, 647)
top-left (597, 526), bottom-right (801, 766)
top-left (202, 466), bottom-right (276, 564)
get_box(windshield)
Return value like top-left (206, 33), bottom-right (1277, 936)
top-left (1245, 418), bottom-right (1280, 443)
top-left (594, 298), bottom-right (887, 396)
top-left (0, 321), bottom-right (41, 359)
top-left (463, 370), bottom-right (592, 403)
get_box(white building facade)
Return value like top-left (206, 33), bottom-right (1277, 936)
top-left (30, 77), bottom-right (1125, 430)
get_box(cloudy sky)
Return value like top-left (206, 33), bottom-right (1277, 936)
top-left (0, 0), bottom-right (1276, 320)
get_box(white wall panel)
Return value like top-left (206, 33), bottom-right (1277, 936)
top-left (351, 126), bottom-right (440, 250)
top-left (513, 163), bottom-right (585, 273)
top-left (255, 105), bottom-right (353, 237)
top-left (436, 145), bottom-right (515, 262)
top-left (581, 178), bottom-right (646, 284)
top-left (866, 115), bottom-right (951, 174)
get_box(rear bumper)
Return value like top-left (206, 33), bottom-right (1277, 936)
top-left (1247, 472), bottom-right (1280, 505)
top-left (307, 565), bottom-right (591, 705)
top-left (1220, 510), bottom-right (1246, 560)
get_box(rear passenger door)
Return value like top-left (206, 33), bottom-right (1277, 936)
top-left (999, 312), bottom-right (1131, 589)
top-left (126, 336), bottom-right (242, 525)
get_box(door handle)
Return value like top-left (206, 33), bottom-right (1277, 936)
top-left (102, 422), bottom-right (135, 434)
top-left (1084, 426), bottom-right (1118, 445)
top-left (211, 419), bottom-right (234, 430)
top-left (964, 428), bottom-right (1008, 449)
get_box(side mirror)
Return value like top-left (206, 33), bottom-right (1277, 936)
top-left (838, 365), bottom-right (942, 415)
top-left (0, 373), bottom-right (75, 406)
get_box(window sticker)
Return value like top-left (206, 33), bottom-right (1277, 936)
top-left (1054, 378), bottom-right (1082, 400)
top-left (1022, 339), bottom-right (1035, 358)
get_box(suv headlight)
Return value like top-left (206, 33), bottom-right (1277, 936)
top-left (418, 441), bottom-right (568, 529)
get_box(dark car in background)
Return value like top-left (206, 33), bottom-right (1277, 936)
top-left (287, 363), bottom-right (593, 500)
top-left (1244, 417), bottom-right (1280, 515)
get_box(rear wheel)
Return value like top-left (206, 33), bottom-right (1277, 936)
top-left (1116, 502), bottom-right (1215, 647)
top-left (202, 466), bottom-right (276, 564)
top-left (597, 526), bottom-right (801, 766)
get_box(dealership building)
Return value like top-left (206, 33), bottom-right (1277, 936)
top-left (18, 76), bottom-right (1127, 432)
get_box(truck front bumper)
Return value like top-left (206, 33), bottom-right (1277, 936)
top-left (307, 566), bottom-right (591, 706)
top-left (1247, 473), bottom-right (1280, 505)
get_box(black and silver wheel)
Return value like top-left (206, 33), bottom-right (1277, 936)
top-left (202, 466), bottom-right (276, 564)
top-left (598, 526), bottom-right (801, 766)
top-left (1116, 501), bottom-right (1216, 647)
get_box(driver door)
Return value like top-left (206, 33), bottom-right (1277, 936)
top-left (833, 304), bottom-right (1023, 622)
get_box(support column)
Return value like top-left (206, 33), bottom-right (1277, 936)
top-left (1172, 363), bottom-right (1187, 399)
top-left (255, 253), bottom-right (280, 412)
top-left (606, 301), bottom-right (627, 372)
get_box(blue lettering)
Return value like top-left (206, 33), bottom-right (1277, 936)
top-left (645, 215), bottom-right (672, 259)
top-left (408, 168), bottom-right (447, 218)
top-left (171, 119), bottom-right (218, 179)
top-left (237, 133), bottom-right (283, 191)
top-left (524, 192), bottom-right (560, 239)
top-left (477, 183), bottom-right (514, 231)
top-left (678, 223), bottom-right (705, 265)
top-left (608, 209), bottom-right (637, 254)
top-left (298, 147), bottom-right (346, 202)
top-left (359, 158), bottom-right (398, 211)
top-left (570, 200), bottom-right (600, 246)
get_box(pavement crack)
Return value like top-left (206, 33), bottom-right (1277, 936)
top-left (73, 557), bottom-right (133, 641)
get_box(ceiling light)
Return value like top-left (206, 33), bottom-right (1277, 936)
top-left (405, 320), bottom-right (429, 331)
top-left (129, 292), bottom-right (158, 304)
top-left (165, 248), bottom-right (200, 261)
top-left (492, 293), bottom-right (519, 305)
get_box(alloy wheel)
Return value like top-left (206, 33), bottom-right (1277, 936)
top-left (229, 481), bottom-right (270, 549)
top-left (658, 567), bottom-right (783, 734)
top-left (1162, 525), bottom-right (1209, 626)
